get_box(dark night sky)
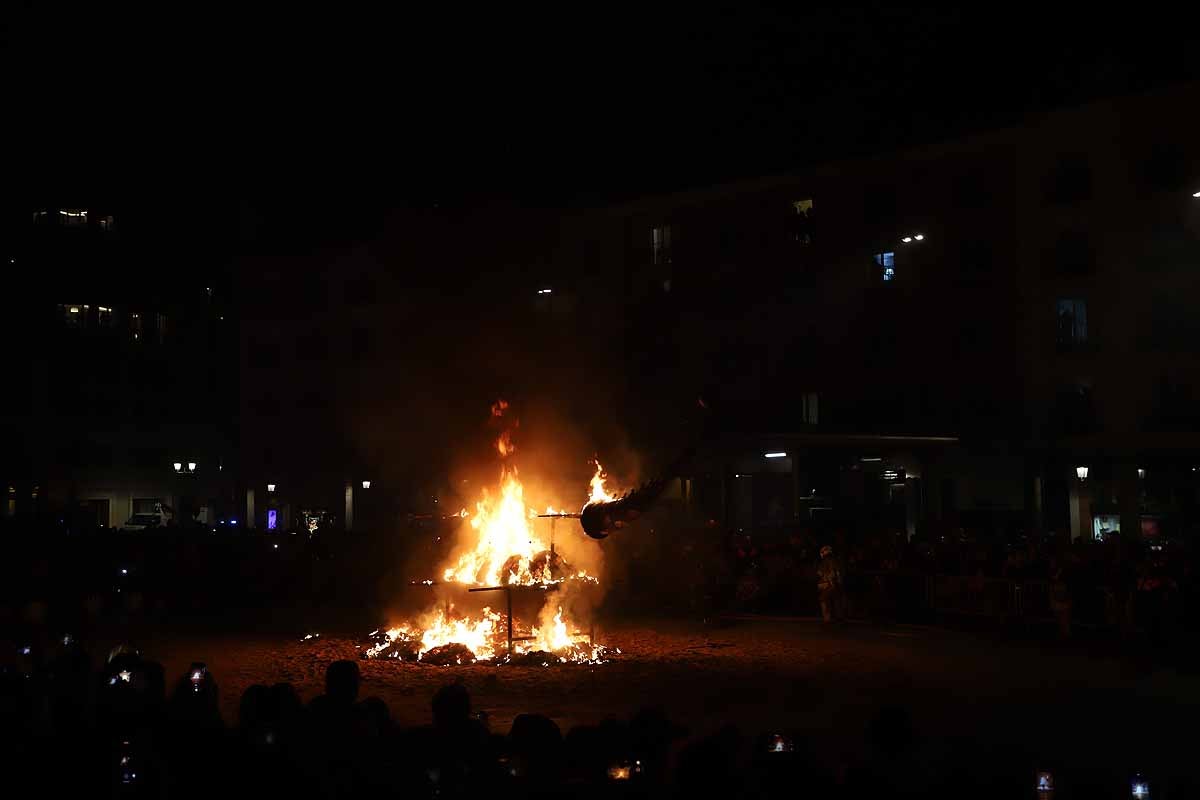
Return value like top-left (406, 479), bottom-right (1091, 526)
top-left (7, 5), bottom-right (1198, 247)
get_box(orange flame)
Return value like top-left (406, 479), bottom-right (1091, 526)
top-left (443, 466), bottom-right (548, 586)
top-left (586, 459), bottom-right (617, 505)
top-left (367, 405), bottom-right (613, 663)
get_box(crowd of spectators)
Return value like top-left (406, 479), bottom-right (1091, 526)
top-left (707, 526), bottom-right (1200, 642)
top-left (4, 644), bottom-right (1182, 799)
top-left (2, 642), bottom-right (943, 798)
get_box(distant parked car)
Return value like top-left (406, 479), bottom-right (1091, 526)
top-left (122, 513), bottom-right (164, 532)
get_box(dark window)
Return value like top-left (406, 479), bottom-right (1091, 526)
top-left (864, 187), bottom-right (898, 224)
top-left (953, 172), bottom-right (993, 210)
top-left (249, 340), bottom-right (281, 369)
top-left (298, 278), bottom-right (328, 312)
top-left (1049, 385), bottom-right (1097, 436)
top-left (1142, 291), bottom-right (1200, 351)
top-left (252, 392), bottom-right (280, 415)
top-left (1142, 224), bottom-right (1200, 274)
top-left (345, 274), bottom-right (376, 305)
top-left (1044, 156), bottom-right (1092, 205)
top-left (959, 241), bottom-right (994, 277)
top-left (298, 388), bottom-right (329, 411)
top-left (1044, 232), bottom-right (1094, 276)
top-left (1142, 145), bottom-right (1186, 191)
top-left (1056, 299), bottom-right (1088, 349)
top-left (1148, 376), bottom-right (1199, 431)
top-left (296, 330), bottom-right (329, 362)
top-left (351, 326), bottom-right (374, 360)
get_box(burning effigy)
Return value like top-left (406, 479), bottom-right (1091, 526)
top-left (362, 401), bottom-right (621, 666)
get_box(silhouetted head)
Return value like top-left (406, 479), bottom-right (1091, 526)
top-left (325, 660), bottom-right (360, 705)
top-left (361, 696), bottom-right (392, 733)
top-left (431, 682), bottom-right (470, 727)
top-left (239, 684), bottom-right (271, 730)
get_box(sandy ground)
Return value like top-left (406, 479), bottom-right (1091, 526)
top-left (117, 616), bottom-right (1200, 785)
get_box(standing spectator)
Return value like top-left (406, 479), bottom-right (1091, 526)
top-left (817, 545), bottom-right (846, 623)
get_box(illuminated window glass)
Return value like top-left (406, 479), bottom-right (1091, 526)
top-left (792, 198), bottom-right (814, 244)
top-left (59, 209), bottom-right (88, 227)
top-left (1056, 298), bottom-right (1088, 346)
top-left (874, 251), bottom-right (896, 282)
top-left (60, 304), bottom-right (89, 327)
top-left (651, 225), bottom-right (672, 265)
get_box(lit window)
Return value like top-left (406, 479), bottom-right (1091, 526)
top-left (154, 313), bottom-right (168, 344)
top-left (32, 210), bottom-right (48, 224)
top-left (60, 304), bottom-right (89, 327)
top-left (874, 252), bottom-right (896, 282)
top-left (791, 198), bottom-right (814, 244)
top-left (97, 306), bottom-right (114, 327)
top-left (1056, 298), bottom-right (1088, 347)
top-left (130, 313), bottom-right (143, 341)
top-left (801, 392), bottom-right (819, 425)
top-left (98, 215), bottom-right (115, 231)
top-left (651, 225), bottom-right (672, 265)
top-left (59, 209), bottom-right (88, 227)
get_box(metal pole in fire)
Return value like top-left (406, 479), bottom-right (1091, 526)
top-left (506, 586), bottom-right (513, 657)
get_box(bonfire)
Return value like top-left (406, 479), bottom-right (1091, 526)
top-left (363, 402), bottom-right (616, 665)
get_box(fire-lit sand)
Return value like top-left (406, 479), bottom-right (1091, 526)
top-left (138, 618), bottom-right (1200, 781)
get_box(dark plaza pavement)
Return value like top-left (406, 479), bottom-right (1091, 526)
top-left (120, 615), bottom-right (1200, 786)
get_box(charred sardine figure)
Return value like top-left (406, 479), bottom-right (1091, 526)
top-left (579, 447), bottom-right (694, 539)
top-left (578, 398), bottom-right (709, 540)
top-left (579, 477), bottom-right (670, 539)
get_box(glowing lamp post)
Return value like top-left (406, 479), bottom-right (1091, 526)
top-left (361, 480), bottom-right (371, 489)
top-left (1075, 465), bottom-right (1088, 481)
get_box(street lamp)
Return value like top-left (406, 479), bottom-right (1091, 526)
top-left (187, 462), bottom-right (197, 472)
top-left (1138, 467), bottom-right (1146, 480)
top-left (361, 480), bottom-right (371, 489)
top-left (1075, 465), bottom-right (1089, 480)
top-left (173, 462), bottom-right (183, 473)
top-left (267, 483), bottom-right (276, 493)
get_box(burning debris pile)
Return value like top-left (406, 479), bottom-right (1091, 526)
top-left (362, 401), bottom-right (618, 666)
